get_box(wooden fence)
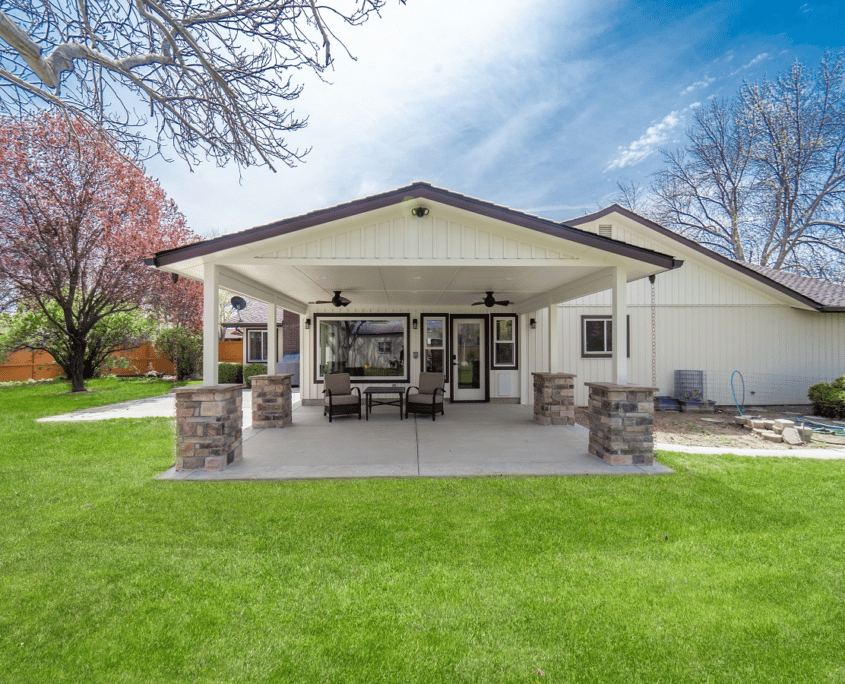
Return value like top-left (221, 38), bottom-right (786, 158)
top-left (0, 340), bottom-right (244, 382)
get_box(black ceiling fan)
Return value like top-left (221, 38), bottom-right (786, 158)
top-left (312, 290), bottom-right (351, 307)
top-left (472, 291), bottom-right (511, 307)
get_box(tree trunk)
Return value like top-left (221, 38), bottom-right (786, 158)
top-left (68, 338), bottom-right (88, 392)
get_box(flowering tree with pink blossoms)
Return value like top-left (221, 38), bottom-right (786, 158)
top-left (0, 113), bottom-right (201, 391)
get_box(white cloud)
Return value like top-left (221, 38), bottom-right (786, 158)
top-left (147, 0), bottom-right (574, 234)
top-left (680, 75), bottom-right (715, 96)
top-left (605, 111), bottom-right (683, 171)
top-left (730, 52), bottom-right (770, 76)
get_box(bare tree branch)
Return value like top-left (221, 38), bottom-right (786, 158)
top-left (639, 53), bottom-right (845, 283)
top-left (0, 1), bottom-right (395, 169)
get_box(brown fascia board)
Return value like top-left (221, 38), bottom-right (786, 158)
top-left (148, 182), bottom-right (681, 271)
top-left (566, 203), bottom-right (830, 312)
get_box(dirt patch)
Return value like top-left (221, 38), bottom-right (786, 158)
top-left (574, 405), bottom-right (843, 450)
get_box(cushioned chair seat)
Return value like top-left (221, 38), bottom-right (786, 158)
top-left (324, 394), bottom-right (360, 406)
top-left (407, 393), bottom-right (438, 405)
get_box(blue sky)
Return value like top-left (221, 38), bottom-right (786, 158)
top-left (146, 0), bottom-right (845, 236)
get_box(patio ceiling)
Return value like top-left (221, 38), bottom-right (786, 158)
top-left (148, 183), bottom-right (682, 315)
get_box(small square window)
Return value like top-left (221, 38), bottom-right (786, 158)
top-left (581, 316), bottom-right (630, 358)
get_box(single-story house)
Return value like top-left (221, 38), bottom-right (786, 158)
top-left (147, 182), bottom-right (845, 409)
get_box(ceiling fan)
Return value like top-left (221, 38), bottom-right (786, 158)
top-left (312, 290), bottom-right (351, 307)
top-left (472, 291), bottom-right (511, 307)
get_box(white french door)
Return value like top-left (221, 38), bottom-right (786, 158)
top-left (451, 317), bottom-right (486, 401)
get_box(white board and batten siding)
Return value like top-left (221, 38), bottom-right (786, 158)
top-left (558, 215), bottom-right (845, 406)
top-left (262, 213), bottom-right (576, 263)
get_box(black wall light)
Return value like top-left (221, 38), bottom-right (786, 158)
top-left (412, 318), bottom-right (418, 330)
top-left (530, 318), bottom-right (536, 329)
top-left (305, 318), bottom-right (311, 330)
top-left (411, 206), bottom-right (429, 218)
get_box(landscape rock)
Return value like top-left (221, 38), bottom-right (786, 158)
top-left (782, 427), bottom-right (804, 445)
top-left (772, 419), bottom-right (795, 434)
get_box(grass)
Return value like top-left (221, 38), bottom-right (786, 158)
top-left (1, 380), bottom-right (844, 682)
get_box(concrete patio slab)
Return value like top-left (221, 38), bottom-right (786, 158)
top-left (157, 402), bottom-right (673, 480)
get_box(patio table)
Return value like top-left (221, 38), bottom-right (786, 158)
top-left (363, 386), bottom-right (404, 420)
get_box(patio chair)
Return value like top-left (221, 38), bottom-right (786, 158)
top-left (405, 372), bottom-right (445, 421)
top-left (323, 373), bottom-right (361, 422)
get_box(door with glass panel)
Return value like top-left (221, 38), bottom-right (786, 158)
top-left (451, 317), bottom-right (486, 401)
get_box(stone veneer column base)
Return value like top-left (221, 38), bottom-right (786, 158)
top-left (585, 382), bottom-right (657, 465)
top-left (174, 384), bottom-right (243, 471)
top-left (531, 372), bottom-right (576, 425)
top-left (251, 374), bottom-right (293, 428)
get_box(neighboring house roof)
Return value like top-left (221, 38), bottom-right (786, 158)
top-left (355, 321), bottom-right (404, 335)
top-left (565, 204), bottom-right (845, 313)
top-left (221, 299), bottom-right (292, 327)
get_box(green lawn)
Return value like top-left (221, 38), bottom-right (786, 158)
top-left (1, 380), bottom-right (844, 682)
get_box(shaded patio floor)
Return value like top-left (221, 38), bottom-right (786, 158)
top-left (158, 402), bottom-right (672, 480)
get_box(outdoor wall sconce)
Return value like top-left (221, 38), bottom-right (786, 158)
top-left (530, 318), bottom-right (536, 329)
top-left (305, 318), bottom-right (311, 330)
top-left (411, 206), bottom-right (429, 218)
top-left (412, 318), bottom-right (418, 330)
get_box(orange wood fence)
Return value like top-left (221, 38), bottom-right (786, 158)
top-left (0, 340), bottom-right (244, 382)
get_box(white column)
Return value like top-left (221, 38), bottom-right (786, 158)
top-left (548, 304), bottom-right (560, 372)
top-left (611, 266), bottom-right (628, 385)
top-left (519, 313), bottom-right (530, 405)
top-left (266, 302), bottom-right (277, 374)
top-left (202, 263), bottom-right (220, 386)
top-left (302, 310), bottom-right (313, 401)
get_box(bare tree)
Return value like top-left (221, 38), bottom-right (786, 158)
top-left (0, 1), bottom-right (393, 169)
top-left (614, 181), bottom-right (651, 216)
top-left (647, 54), bottom-right (845, 281)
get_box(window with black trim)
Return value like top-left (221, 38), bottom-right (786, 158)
top-left (491, 315), bottom-right (518, 369)
top-left (581, 315), bottom-right (630, 358)
top-left (315, 315), bottom-right (408, 382)
top-left (421, 314), bottom-right (447, 380)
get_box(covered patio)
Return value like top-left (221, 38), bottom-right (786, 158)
top-left (158, 401), bottom-right (672, 480)
top-left (148, 182), bottom-right (683, 472)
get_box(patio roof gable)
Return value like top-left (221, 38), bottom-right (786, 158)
top-left (148, 184), bottom-right (682, 315)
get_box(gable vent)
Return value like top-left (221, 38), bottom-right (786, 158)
top-left (598, 224), bottom-right (613, 238)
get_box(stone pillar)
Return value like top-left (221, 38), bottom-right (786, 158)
top-left (174, 384), bottom-right (243, 471)
top-left (585, 382), bottom-right (657, 465)
top-left (251, 374), bottom-right (293, 428)
top-left (531, 372), bottom-right (576, 425)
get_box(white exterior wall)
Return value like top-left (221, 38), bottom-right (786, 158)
top-left (558, 217), bottom-right (845, 406)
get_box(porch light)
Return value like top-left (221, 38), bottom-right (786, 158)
top-left (305, 318), bottom-right (311, 330)
top-left (411, 206), bottom-right (429, 218)
top-left (412, 318), bottom-right (418, 330)
top-left (530, 318), bottom-right (536, 329)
